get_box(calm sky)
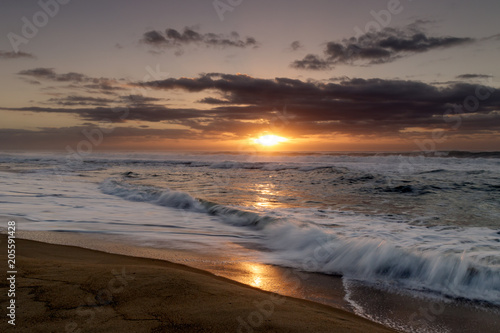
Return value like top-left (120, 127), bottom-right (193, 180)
top-left (1, 0), bottom-right (499, 151)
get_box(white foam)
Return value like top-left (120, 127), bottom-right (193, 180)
top-left (259, 213), bottom-right (500, 305)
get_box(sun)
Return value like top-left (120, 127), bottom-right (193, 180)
top-left (253, 135), bottom-right (288, 146)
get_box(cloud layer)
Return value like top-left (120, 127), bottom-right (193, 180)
top-left (4, 71), bottom-right (499, 143)
top-left (135, 74), bottom-right (500, 136)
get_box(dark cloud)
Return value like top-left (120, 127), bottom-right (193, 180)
top-left (4, 74), bottom-right (498, 140)
top-left (45, 94), bottom-right (166, 107)
top-left (291, 25), bottom-right (473, 70)
top-left (18, 68), bottom-right (87, 82)
top-left (46, 95), bottom-right (114, 106)
top-left (141, 27), bottom-right (259, 53)
top-left (19, 67), bottom-right (56, 79)
top-left (456, 74), bottom-right (493, 80)
top-left (120, 95), bottom-right (166, 105)
top-left (142, 30), bottom-right (167, 44)
top-left (134, 73), bottom-right (499, 136)
top-left (0, 50), bottom-right (35, 59)
top-left (18, 68), bottom-right (125, 93)
top-left (291, 54), bottom-right (332, 70)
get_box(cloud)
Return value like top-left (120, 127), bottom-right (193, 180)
top-left (289, 41), bottom-right (303, 52)
top-left (142, 30), bottom-right (167, 44)
top-left (46, 95), bottom-right (114, 106)
top-left (43, 94), bottom-right (168, 107)
top-left (0, 50), bottom-right (35, 59)
top-left (290, 54), bottom-right (332, 70)
top-left (18, 68), bottom-right (87, 82)
top-left (291, 24), bottom-right (473, 70)
top-left (18, 67), bottom-right (125, 93)
top-left (119, 95), bottom-right (166, 105)
top-left (456, 74), bottom-right (493, 80)
top-left (135, 73), bottom-right (500, 136)
top-left (141, 27), bottom-right (259, 53)
top-left (482, 33), bottom-right (500, 41)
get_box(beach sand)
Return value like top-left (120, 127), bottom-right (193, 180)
top-left (0, 235), bottom-right (397, 332)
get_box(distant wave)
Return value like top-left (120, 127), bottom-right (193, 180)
top-left (2, 151), bottom-right (500, 167)
top-left (377, 184), bottom-right (442, 195)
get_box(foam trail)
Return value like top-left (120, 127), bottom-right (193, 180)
top-left (100, 178), bottom-right (206, 212)
top-left (262, 222), bottom-right (500, 305)
top-left (99, 178), bottom-right (274, 229)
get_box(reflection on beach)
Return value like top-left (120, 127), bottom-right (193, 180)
top-left (249, 263), bottom-right (263, 287)
top-left (241, 263), bottom-right (270, 289)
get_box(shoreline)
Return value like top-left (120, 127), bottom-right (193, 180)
top-left (2, 218), bottom-right (500, 332)
top-left (0, 234), bottom-right (397, 332)
top-left (7, 227), bottom-right (353, 310)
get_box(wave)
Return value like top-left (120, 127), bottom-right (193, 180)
top-left (441, 151), bottom-right (500, 159)
top-left (99, 177), bottom-right (500, 306)
top-left (99, 178), bottom-right (274, 229)
top-left (418, 169), bottom-right (448, 174)
top-left (121, 171), bottom-right (140, 178)
top-left (262, 223), bottom-right (500, 305)
top-left (100, 178), bottom-right (205, 211)
top-left (377, 184), bottom-right (442, 195)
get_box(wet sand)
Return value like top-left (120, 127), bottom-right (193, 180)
top-left (0, 234), bottom-right (397, 332)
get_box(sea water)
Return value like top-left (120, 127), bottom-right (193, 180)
top-left (1, 151), bottom-right (499, 332)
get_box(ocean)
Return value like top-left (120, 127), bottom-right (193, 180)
top-left (1, 151), bottom-right (499, 332)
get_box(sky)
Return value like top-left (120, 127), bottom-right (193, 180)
top-left (1, 0), bottom-right (499, 152)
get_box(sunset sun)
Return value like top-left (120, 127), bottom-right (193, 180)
top-left (253, 135), bottom-right (288, 146)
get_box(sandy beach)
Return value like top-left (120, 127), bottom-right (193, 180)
top-left (0, 234), bottom-right (396, 332)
